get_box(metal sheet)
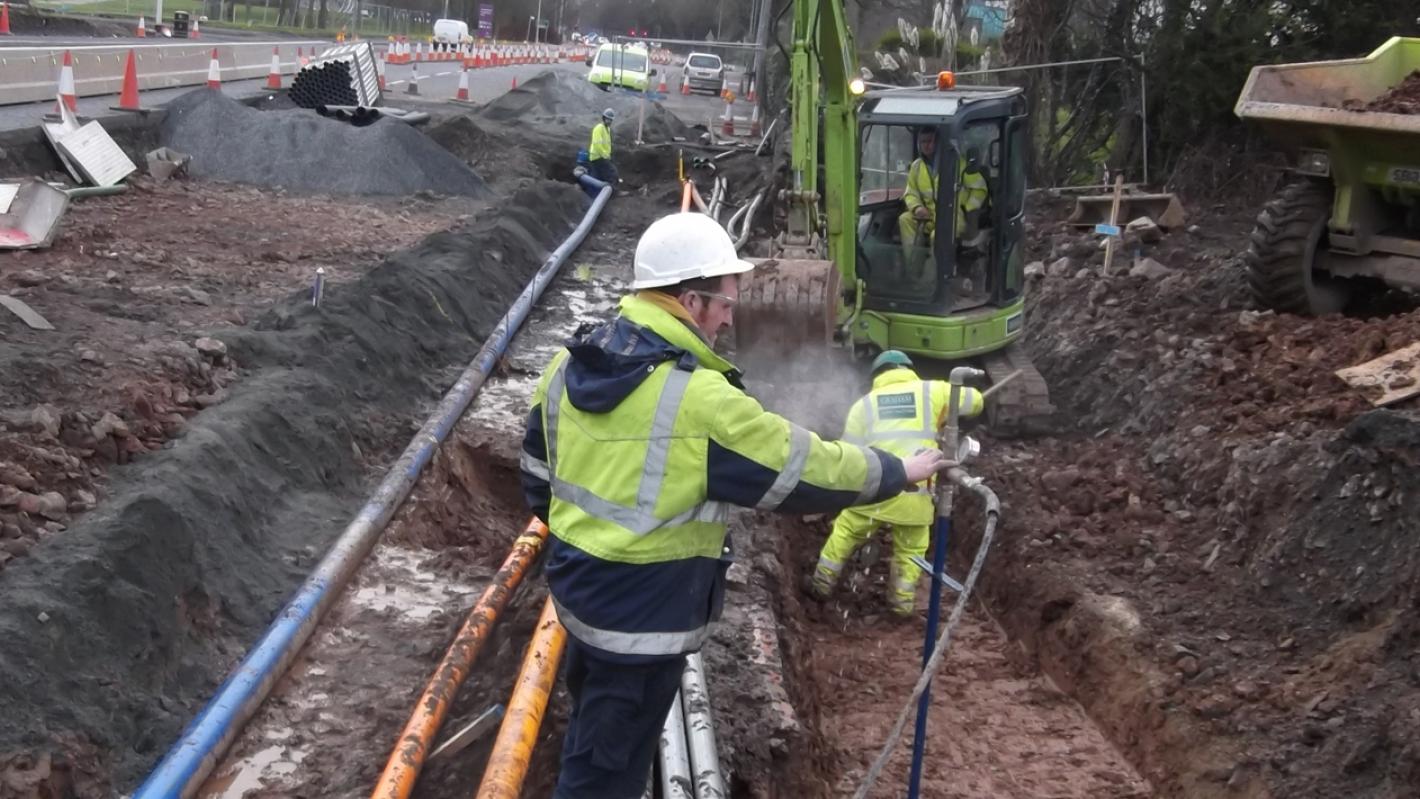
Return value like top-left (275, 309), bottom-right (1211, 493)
top-left (0, 184), bottom-right (18, 214)
top-left (0, 295), bottom-right (55, 330)
top-left (55, 121), bottom-right (137, 187)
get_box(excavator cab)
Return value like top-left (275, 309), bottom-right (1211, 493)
top-left (853, 87), bottom-right (1029, 344)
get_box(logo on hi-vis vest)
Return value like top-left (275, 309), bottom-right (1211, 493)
top-left (876, 392), bottom-right (916, 419)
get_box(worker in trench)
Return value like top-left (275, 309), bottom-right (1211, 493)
top-left (585, 107), bottom-right (619, 185)
top-left (898, 127), bottom-right (990, 274)
top-left (520, 213), bottom-right (953, 798)
top-left (811, 350), bottom-right (984, 617)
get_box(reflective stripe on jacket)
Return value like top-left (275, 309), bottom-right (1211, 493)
top-left (521, 293), bottom-right (907, 662)
top-left (589, 121), bottom-right (612, 162)
top-left (842, 368), bottom-right (984, 526)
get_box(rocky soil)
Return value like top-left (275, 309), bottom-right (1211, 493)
top-left (968, 195), bottom-right (1420, 797)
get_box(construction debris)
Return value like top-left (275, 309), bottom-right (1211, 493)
top-left (0, 180), bottom-right (70, 250)
top-left (1335, 341), bottom-right (1420, 406)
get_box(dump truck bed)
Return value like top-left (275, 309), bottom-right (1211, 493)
top-left (1235, 37), bottom-right (1420, 149)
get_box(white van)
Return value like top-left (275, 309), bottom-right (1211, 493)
top-left (432, 19), bottom-right (470, 45)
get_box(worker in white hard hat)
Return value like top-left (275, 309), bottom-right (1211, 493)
top-left (587, 107), bottom-right (618, 184)
top-left (811, 349), bottom-right (985, 617)
top-left (521, 212), bottom-right (953, 798)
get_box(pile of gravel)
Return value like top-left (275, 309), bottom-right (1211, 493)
top-left (160, 90), bottom-right (490, 197)
top-left (476, 70), bottom-right (690, 141)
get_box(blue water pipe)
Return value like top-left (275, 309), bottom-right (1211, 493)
top-left (132, 183), bottom-right (614, 799)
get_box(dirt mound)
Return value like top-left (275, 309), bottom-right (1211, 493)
top-left (8, 9), bottom-right (130, 37)
top-left (475, 70), bottom-right (691, 142)
top-left (1350, 70), bottom-right (1420, 114)
top-left (965, 199), bottom-right (1420, 797)
top-left (160, 90), bottom-right (490, 197)
top-left (0, 182), bottom-right (588, 792)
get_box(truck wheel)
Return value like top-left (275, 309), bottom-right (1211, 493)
top-left (1244, 181), bottom-right (1348, 315)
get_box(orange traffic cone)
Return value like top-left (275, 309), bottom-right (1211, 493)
top-left (680, 70), bottom-right (691, 95)
top-left (376, 53), bottom-right (386, 90)
top-left (511, 76), bottom-right (517, 91)
top-left (113, 49), bottom-right (143, 111)
top-left (406, 61), bottom-right (420, 95)
top-left (721, 97), bottom-right (735, 136)
top-left (656, 71), bottom-right (668, 95)
top-left (0, 3), bottom-right (12, 36)
top-left (747, 79), bottom-right (757, 103)
top-left (191, 18), bottom-right (200, 38)
top-left (206, 48), bottom-right (220, 89)
top-left (136, 15), bottom-right (146, 37)
top-left (749, 103), bottom-right (762, 137)
top-left (299, 47), bottom-right (310, 67)
top-left (455, 63), bottom-right (470, 101)
top-left (265, 46), bottom-right (281, 90)
top-left (54, 50), bottom-right (77, 113)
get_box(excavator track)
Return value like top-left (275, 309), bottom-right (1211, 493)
top-left (980, 342), bottom-right (1057, 437)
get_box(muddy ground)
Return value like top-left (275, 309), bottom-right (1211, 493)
top-left (0, 154), bottom-right (593, 792)
top-left (0, 180), bottom-right (471, 576)
top-left (960, 196), bottom-right (1420, 797)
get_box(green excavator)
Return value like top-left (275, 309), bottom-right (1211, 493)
top-left (735, 0), bottom-right (1053, 432)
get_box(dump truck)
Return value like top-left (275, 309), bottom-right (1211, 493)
top-left (1236, 36), bottom-right (1420, 314)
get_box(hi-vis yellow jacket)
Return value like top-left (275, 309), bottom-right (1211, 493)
top-left (841, 367), bottom-right (983, 525)
top-left (521, 293), bottom-right (908, 662)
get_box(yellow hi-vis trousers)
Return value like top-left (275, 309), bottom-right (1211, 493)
top-left (812, 507), bottom-right (930, 616)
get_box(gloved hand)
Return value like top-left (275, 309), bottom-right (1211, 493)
top-left (913, 206), bottom-right (931, 221)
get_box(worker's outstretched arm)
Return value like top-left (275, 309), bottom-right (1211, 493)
top-left (702, 378), bottom-right (907, 514)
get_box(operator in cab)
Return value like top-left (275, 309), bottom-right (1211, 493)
top-left (898, 127), bottom-right (989, 267)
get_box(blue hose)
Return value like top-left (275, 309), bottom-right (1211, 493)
top-left (907, 514), bottom-right (951, 799)
top-left (131, 184), bottom-right (614, 799)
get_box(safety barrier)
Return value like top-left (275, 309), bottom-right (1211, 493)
top-left (0, 42), bottom-right (326, 106)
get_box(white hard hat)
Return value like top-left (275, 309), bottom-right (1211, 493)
top-left (632, 213), bottom-right (755, 290)
top-left (603, 107), bottom-right (616, 120)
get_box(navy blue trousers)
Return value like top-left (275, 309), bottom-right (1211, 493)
top-left (587, 158), bottom-right (619, 185)
top-left (553, 636), bottom-right (686, 799)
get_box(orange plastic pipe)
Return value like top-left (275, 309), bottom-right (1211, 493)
top-left (370, 518), bottom-right (550, 799)
top-left (681, 180), bottom-right (694, 212)
top-left (475, 596), bottom-right (567, 799)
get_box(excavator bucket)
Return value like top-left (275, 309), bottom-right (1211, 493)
top-left (1068, 192), bottom-right (1188, 230)
top-left (734, 257), bottom-right (838, 372)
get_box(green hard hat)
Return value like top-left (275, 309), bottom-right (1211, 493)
top-left (870, 350), bottom-right (914, 374)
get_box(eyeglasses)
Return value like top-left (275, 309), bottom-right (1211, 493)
top-left (690, 291), bottom-right (738, 309)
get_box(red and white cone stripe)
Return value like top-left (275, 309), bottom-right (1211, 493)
top-left (456, 64), bottom-right (470, 101)
top-left (206, 48), bottom-right (221, 89)
top-left (55, 49), bottom-right (77, 112)
top-left (266, 46), bottom-right (282, 90)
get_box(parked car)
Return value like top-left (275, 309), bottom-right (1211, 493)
top-left (684, 52), bottom-right (724, 94)
top-left (587, 43), bottom-right (655, 92)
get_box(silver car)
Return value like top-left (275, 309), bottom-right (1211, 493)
top-left (685, 52), bottom-right (724, 94)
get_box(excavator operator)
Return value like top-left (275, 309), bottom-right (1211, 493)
top-left (898, 127), bottom-right (989, 268)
